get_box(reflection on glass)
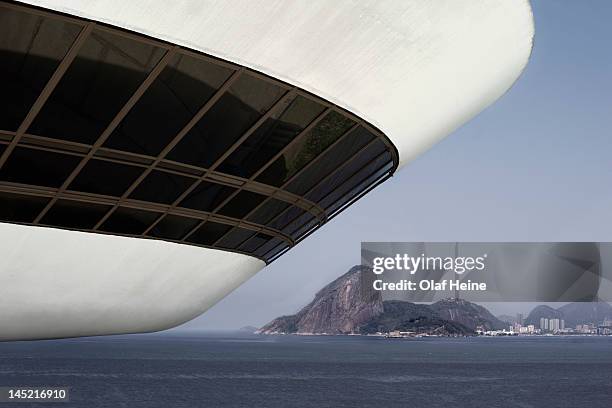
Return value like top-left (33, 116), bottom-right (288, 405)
top-left (255, 110), bottom-right (354, 187)
top-left (0, 6), bottom-right (81, 130)
top-left (168, 74), bottom-right (285, 168)
top-left (285, 126), bottom-right (375, 195)
top-left (104, 54), bottom-right (233, 156)
top-left (218, 95), bottom-right (325, 177)
top-left (306, 140), bottom-right (387, 203)
top-left (30, 29), bottom-right (166, 144)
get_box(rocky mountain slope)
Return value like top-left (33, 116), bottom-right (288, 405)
top-left (258, 265), bottom-right (383, 334)
top-left (258, 265), bottom-right (503, 335)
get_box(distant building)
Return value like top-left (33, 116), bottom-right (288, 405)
top-left (550, 318), bottom-right (560, 332)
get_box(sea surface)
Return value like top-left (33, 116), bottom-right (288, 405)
top-left (0, 333), bottom-right (610, 407)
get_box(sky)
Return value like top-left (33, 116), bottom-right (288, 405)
top-left (176, 1), bottom-right (612, 330)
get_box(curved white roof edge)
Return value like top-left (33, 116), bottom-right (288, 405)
top-left (0, 223), bottom-right (264, 340)
top-left (18, 0), bottom-right (534, 168)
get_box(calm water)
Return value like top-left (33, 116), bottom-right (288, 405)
top-left (0, 333), bottom-right (610, 407)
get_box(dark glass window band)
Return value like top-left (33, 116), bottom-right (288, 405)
top-left (0, 1), bottom-right (398, 263)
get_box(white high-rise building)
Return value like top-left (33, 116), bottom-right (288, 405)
top-left (549, 318), bottom-right (560, 332)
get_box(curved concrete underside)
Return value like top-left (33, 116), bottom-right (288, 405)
top-left (0, 223), bottom-right (264, 340)
top-left (20, 0), bottom-right (534, 167)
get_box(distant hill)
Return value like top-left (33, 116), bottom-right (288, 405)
top-left (524, 302), bottom-right (612, 327)
top-left (497, 314), bottom-right (518, 325)
top-left (432, 298), bottom-right (506, 331)
top-left (558, 302), bottom-right (612, 326)
top-left (524, 305), bottom-right (563, 326)
top-left (360, 300), bottom-right (469, 335)
top-left (259, 265), bottom-right (504, 336)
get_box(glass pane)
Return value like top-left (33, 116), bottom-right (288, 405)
top-left (239, 232), bottom-right (272, 253)
top-left (148, 214), bottom-right (199, 240)
top-left (255, 110), bottom-right (355, 187)
top-left (263, 241), bottom-right (289, 261)
top-left (306, 140), bottom-right (387, 203)
top-left (178, 181), bottom-right (236, 213)
top-left (268, 206), bottom-right (304, 232)
top-left (254, 237), bottom-right (284, 258)
top-left (0, 191), bottom-right (49, 223)
top-left (246, 198), bottom-right (290, 225)
top-left (41, 199), bottom-right (110, 229)
top-left (185, 221), bottom-right (232, 246)
top-left (104, 53), bottom-right (233, 156)
top-left (283, 213), bottom-right (316, 237)
top-left (322, 155), bottom-right (393, 212)
top-left (30, 28), bottom-right (166, 144)
top-left (129, 170), bottom-right (194, 204)
top-left (0, 6), bottom-right (81, 131)
top-left (99, 206), bottom-right (159, 235)
top-left (217, 95), bottom-right (325, 177)
top-left (328, 161), bottom-right (392, 215)
top-left (217, 190), bottom-right (267, 219)
top-left (69, 159), bottom-right (144, 196)
top-left (0, 147), bottom-right (81, 188)
top-left (167, 74), bottom-right (285, 168)
top-left (285, 126), bottom-right (375, 196)
top-left (216, 227), bottom-right (256, 249)
top-left (291, 217), bottom-right (319, 239)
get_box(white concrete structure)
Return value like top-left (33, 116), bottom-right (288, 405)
top-left (1, 0), bottom-right (534, 340)
top-left (20, 0), bottom-right (534, 168)
top-left (0, 223), bottom-right (263, 340)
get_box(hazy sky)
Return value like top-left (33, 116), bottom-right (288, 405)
top-left (177, 1), bottom-right (612, 330)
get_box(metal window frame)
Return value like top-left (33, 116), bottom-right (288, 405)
top-left (0, 1), bottom-right (399, 263)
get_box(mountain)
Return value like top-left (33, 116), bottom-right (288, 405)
top-left (523, 302), bottom-right (612, 327)
top-left (431, 298), bottom-right (506, 331)
top-left (259, 265), bottom-right (502, 336)
top-left (258, 265), bottom-right (383, 334)
top-left (360, 300), bottom-right (471, 336)
top-left (557, 302), bottom-right (612, 326)
top-left (524, 305), bottom-right (563, 326)
top-left (497, 314), bottom-right (519, 325)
